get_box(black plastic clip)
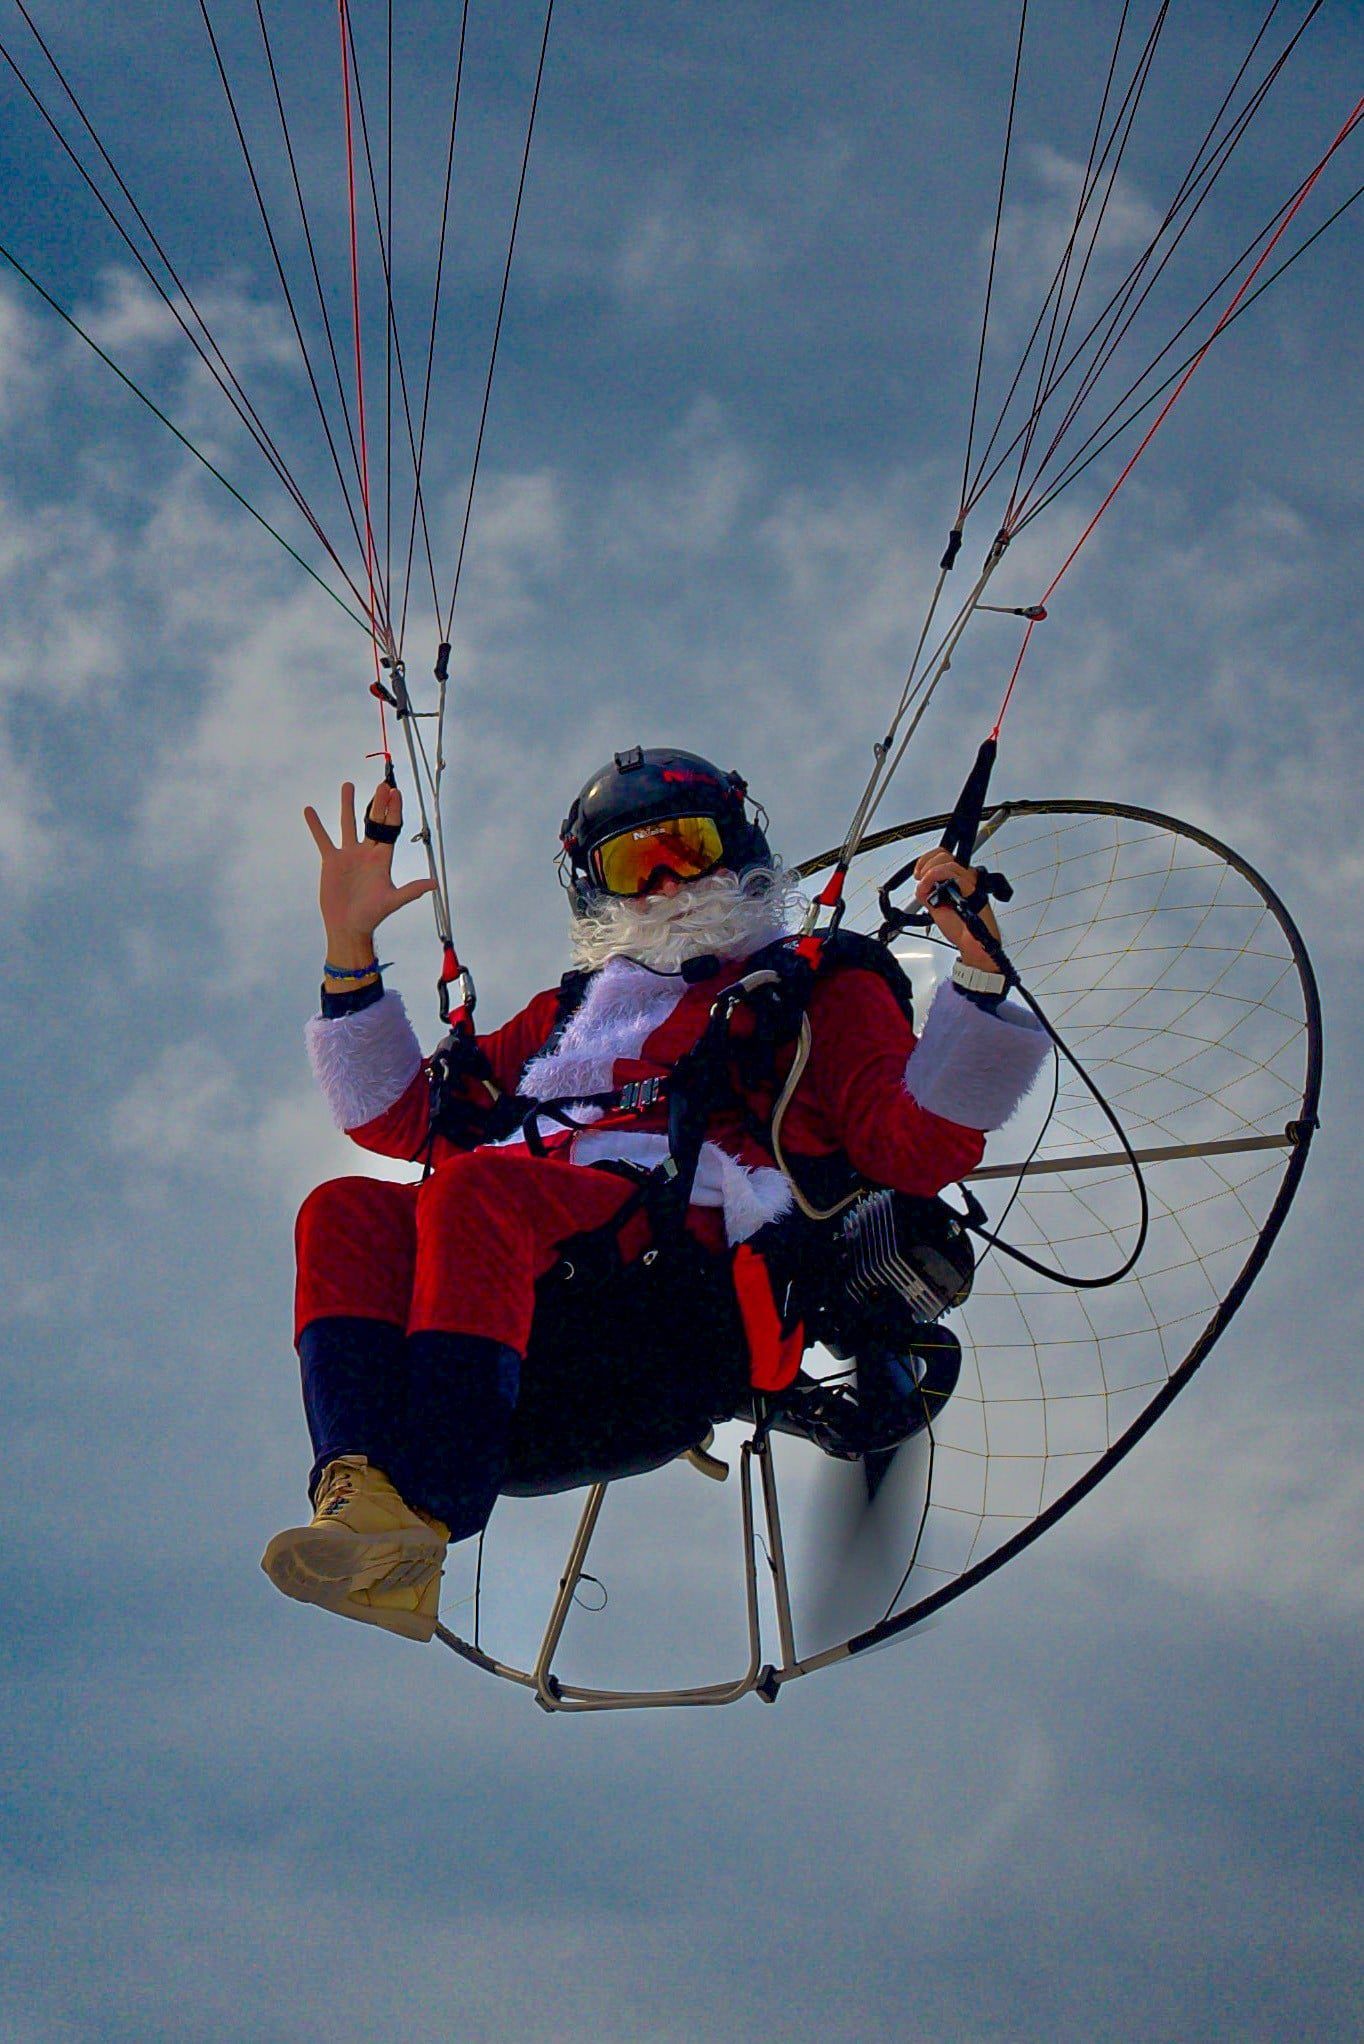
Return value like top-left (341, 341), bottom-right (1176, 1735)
top-left (953, 867), bottom-right (1014, 914)
top-left (618, 1076), bottom-right (665, 1112)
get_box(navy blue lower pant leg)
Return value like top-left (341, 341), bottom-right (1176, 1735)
top-left (298, 1316), bottom-right (409, 1501)
top-left (390, 1332), bottom-right (522, 1541)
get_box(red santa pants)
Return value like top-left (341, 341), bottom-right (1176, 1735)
top-left (294, 1146), bottom-right (652, 1356)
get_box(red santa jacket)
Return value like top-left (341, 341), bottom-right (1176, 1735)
top-left (305, 949), bottom-right (1050, 1248)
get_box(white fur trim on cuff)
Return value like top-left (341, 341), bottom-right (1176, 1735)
top-left (305, 989), bottom-right (424, 1132)
top-left (905, 978), bottom-right (1049, 1131)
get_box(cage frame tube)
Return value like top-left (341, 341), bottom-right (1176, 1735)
top-left (434, 1434), bottom-right (805, 1711)
top-left (762, 795), bottom-right (1323, 1696)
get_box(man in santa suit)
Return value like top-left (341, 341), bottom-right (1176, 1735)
top-left (262, 747), bottom-right (1049, 1642)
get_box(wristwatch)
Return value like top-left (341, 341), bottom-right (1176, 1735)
top-left (952, 958), bottom-right (1007, 997)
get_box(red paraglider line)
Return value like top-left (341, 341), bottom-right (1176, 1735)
top-left (338, 0), bottom-right (388, 752)
top-left (989, 88), bottom-right (1364, 741)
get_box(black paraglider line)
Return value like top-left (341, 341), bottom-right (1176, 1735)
top-left (439, 0), bottom-right (557, 648)
top-left (1002, 0), bottom-right (1172, 524)
top-left (252, 0), bottom-right (369, 541)
top-left (1006, 0), bottom-right (1188, 519)
top-left (1005, 0), bottom-right (1319, 521)
top-left (396, 0), bottom-right (473, 658)
top-left (385, 0), bottom-right (394, 624)
top-left (960, 0), bottom-right (1334, 530)
top-left (1015, 172), bottom-right (1364, 529)
top-left (0, 4), bottom-right (373, 619)
top-left (341, 0), bottom-right (446, 650)
top-left (825, 29), bottom-right (1357, 901)
top-left (1006, 0), bottom-right (1324, 525)
top-left (956, 0), bottom-right (1030, 519)
top-left (0, 239), bottom-right (370, 632)
top-left (959, 0), bottom-right (1166, 514)
top-left (198, 0), bottom-right (377, 601)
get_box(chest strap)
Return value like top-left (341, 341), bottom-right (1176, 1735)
top-left (515, 1074), bottom-right (672, 1156)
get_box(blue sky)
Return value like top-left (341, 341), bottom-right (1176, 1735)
top-left (2, 3), bottom-right (1362, 2038)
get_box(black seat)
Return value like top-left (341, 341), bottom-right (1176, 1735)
top-left (500, 1237), bottom-right (751, 1497)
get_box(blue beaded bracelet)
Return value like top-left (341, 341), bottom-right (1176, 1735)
top-left (323, 959), bottom-right (385, 980)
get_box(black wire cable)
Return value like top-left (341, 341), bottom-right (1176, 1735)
top-left (871, 1036), bottom-right (1061, 1629)
top-left (952, 948), bottom-right (1149, 1288)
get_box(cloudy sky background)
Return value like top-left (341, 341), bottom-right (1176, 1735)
top-left (2, 2), bottom-right (1361, 2037)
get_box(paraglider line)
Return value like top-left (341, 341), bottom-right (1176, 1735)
top-left (0, 240), bottom-right (370, 632)
top-left (1007, 0), bottom-right (1329, 525)
top-left (1004, 0), bottom-right (1170, 527)
top-left (253, 0), bottom-right (369, 524)
top-left (337, 0), bottom-right (390, 731)
top-left (958, 0), bottom-right (1029, 516)
top-left (991, 85), bottom-right (1364, 737)
top-left (1017, 173), bottom-right (1364, 529)
top-left (0, 6), bottom-right (367, 613)
top-left (440, 0), bottom-right (556, 645)
top-left (964, 0), bottom-right (1326, 524)
top-left (340, 0), bottom-right (448, 659)
top-left (397, 0), bottom-right (472, 654)
top-left (199, 0), bottom-right (375, 587)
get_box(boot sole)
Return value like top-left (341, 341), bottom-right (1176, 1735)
top-left (260, 1523), bottom-right (444, 1599)
top-left (301, 1580), bottom-right (439, 1644)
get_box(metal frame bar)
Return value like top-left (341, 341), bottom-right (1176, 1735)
top-left (968, 1128), bottom-right (1294, 1182)
top-left (433, 1432), bottom-right (801, 1711)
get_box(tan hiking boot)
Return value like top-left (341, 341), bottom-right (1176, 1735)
top-left (261, 1456), bottom-right (450, 1642)
top-left (337, 1565), bottom-right (445, 1644)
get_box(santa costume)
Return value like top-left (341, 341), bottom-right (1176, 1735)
top-left (263, 747), bottom-right (1048, 1641)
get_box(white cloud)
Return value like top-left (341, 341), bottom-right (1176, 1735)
top-left (991, 143), bottom-right (1164, 332)
top-left (615, 201), bottom-right (768, 305)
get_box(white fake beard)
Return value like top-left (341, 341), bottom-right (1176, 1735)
top-left (569, 865), bottom-right (805, 973)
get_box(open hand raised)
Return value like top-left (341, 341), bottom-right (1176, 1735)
top-left (304, 780), bottom-right (436, 967)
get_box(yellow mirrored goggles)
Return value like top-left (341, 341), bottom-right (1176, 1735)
top-left (591, 814), bottom-right (726, 897)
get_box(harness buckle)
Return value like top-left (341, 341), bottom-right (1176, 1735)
top-left (618, 1076), bottom-right (665, 1112)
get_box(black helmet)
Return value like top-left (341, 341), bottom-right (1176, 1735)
top-left (559, 745), bottom-right (771, 917)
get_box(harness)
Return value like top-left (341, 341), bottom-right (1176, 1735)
top-left (426, 932), bottom-right (963, 1395)
top-left (497, 930), bottom-right (918, 1215)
